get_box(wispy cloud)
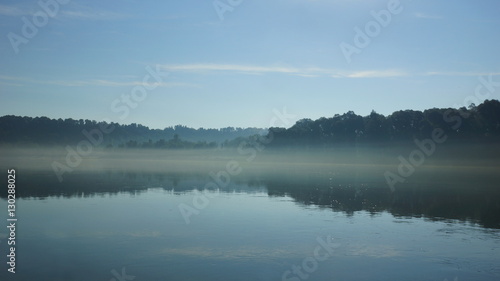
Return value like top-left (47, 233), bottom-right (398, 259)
top-left (425, 71), bottom-right (500, 77)
top-left (0, 81), bottom-right (23, 87)
top-left (0, 4), bottom-right (32, 16)
top-left (415, 13), bottom-right (443, 20)
top-left (340, 70), bottom-right (408, 78)
top-left (160, 63), bottom-right (408, 79)
top-left (0, 3), bottom-right (129, 21)
top-left (162, 63), bottom-right (500, 79)
top-left (59, 2), bottom-right (131, 21)
top-left (162, 64), bottom-right (300, 74)
top-left (0, 76), bottom-right (196, 88)
top-left (61, 9), bottom-right (130, 21)
top-left (84, 80), bottom-right (196, 88)
top-left (4, 68), bottom-right (500, 89)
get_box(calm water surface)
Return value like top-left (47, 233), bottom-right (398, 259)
top-left (0, 170), bottom-right (499, 281)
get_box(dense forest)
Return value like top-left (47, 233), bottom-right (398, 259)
top-left (0, 116), bottom-right (266, 148)
top-left (266, 99), bottom-right (500, 147)
top-left (1, 99), bottom-right (499, 149)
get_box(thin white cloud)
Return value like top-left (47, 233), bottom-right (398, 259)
top-left (294, 74), bottom-right (320, 78)
top-left (61, 10), bottom-right (130, 21)
top-left (0, 75), bottom-right (21, 81)
top-left (163, 64), bottom-right (300, 74)
top-left (0, 76), bottom-right (196, 88)
top-left (0, 4), bottom-right (32, 16)
top-left (162, 63), bottom-right (500, 79)
top-left (87, 80), bottom-right (196, 88)
top-left (161, 63), bottom-right (407, 79)
top-left (4, 69), bottom-right (499, 90)
top-left (341, 70), bottom-right (408, 78)
top-left (0, 81), bottom-right (23, 87)
top-left (425, 71), bottom-right (500, 77)
top-left (415, 13), bottom-right (443, 20)
top-left (0, 3), bottom-right (129, 21)
top-left (59, 2), bottom-right (130, 21)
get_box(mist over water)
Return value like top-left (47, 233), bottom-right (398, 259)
top-left (2, 143), bottom-right (499, 185)
top-left (1, 144), bottom-right (500, 280)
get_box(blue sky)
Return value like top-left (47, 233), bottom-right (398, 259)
top-left (1, 0), bottom-right (499, 129)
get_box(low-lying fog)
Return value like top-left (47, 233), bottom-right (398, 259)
top-left (1, 143), bottom-right (499, 188)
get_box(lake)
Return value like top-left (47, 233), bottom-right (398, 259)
top-left (0, 148), bottom-right (499, 280)
top-left (0, 167), bottom-right (499, 281)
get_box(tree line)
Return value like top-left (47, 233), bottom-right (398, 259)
top-left (266, 99), bottom-right (500, 147)
top-left (1, 99), bottom-right (499, 149)
top-left (0, 116), bottom-right (265, 148)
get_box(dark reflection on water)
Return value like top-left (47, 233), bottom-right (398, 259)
top-left (3, 169), bottom-right (500, 229)
top-left (266, 178), bottom-right (500, 230)
top-left (0, 168), bottom-right (499, 281)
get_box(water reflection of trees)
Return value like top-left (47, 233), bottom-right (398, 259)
top-left (2, 170), bottom-right (499, 229)
top-left (265, 179), bottom-right (500, 229)
top-left (0, 171), bottom-right (263, 199)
